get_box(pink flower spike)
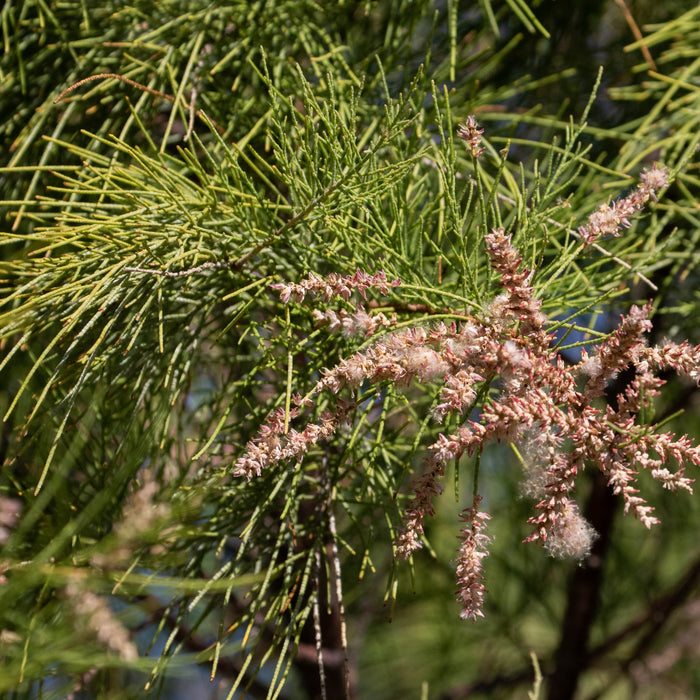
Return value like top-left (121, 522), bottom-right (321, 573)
top-left (455, 497), bottom-right (491, 621)
top-left (578, 165), bottom-right (669, 245)
top-left (457, 115), bottom-right (485, 157)
top-left (639, 163), bottom-right (670, 196)
top-left (271, 269), bottom-right (401, 305)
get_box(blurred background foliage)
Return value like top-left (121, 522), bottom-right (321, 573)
top-left (2, 0), bottom-right (700, 698)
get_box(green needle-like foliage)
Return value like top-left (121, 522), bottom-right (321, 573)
top-left (2, 1), bottom-right (700, 699)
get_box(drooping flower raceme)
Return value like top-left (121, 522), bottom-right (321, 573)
top-left (455, 497), bottom-right (491, 621)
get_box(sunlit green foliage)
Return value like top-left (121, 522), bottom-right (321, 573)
top-left (2, 1), bottom-right (700, 698)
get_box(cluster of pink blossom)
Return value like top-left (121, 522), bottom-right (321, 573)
top-left (311, 307), bottom-right (396, 337)
top-left (270, 269), bottom-right (400, 304)
top-left (233, 404), bottom-right (353, 480)
top-left (392, 229), bottom-right (700, 620)
top-left (234, 148), bottom-right (700, 621)
top-left (484, 227), bottom-right (548, 346)
top-left (455, 497), bottom-right (491, 621)
top-left (457, 115), bottom-right (485, 158)
top-left (577, 163), bottom-right (669, 245)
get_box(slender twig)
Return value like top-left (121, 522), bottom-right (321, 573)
top-left (186, 85), bottom-right (198, 142)
top-left (327, 494), bottom-right (351, 700)
top-left (124, 260), bottom-right (235, 277)
top-left (137, 594), bottom-right (282, 699)
top-left (53, 73), bottom-right (225, 134)
top-left (615, 0), bottom-right (658, 71)
top-left (53, 73), bottom-right (176, 105)
top-left (312, 549), bottom-right (328, 700)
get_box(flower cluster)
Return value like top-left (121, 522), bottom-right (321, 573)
top-left (234, 161), bottom-right (700, 621)
top-left (311, 306), bottom-right (396, 337)
top-left (233, 403), bottom-right (355, 480)
top-left (65, 581), bottom-right (138, 661)
top-left (577, 164), bottom-right (669, 245)
top-left (484, 227), bottom-right (548, 346)
top-left (457, 115), bottom-right (485, 158)
top-left (455, 497), bottom-right (491, 620)
top-left (271, 269), bottom-right (400, 304)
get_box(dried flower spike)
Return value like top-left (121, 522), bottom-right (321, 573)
top-left (457, 115), bottom-right (485, 157)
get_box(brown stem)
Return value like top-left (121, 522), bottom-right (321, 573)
top-left (295, 542), bottom-right (352, 700)
top-left (293, 460), bottom-right (355, 700)
top-left (546, 469), bottom-right (619, 700)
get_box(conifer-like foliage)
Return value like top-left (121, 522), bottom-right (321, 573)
top-left (2, 1), bottom-right (700, 698)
